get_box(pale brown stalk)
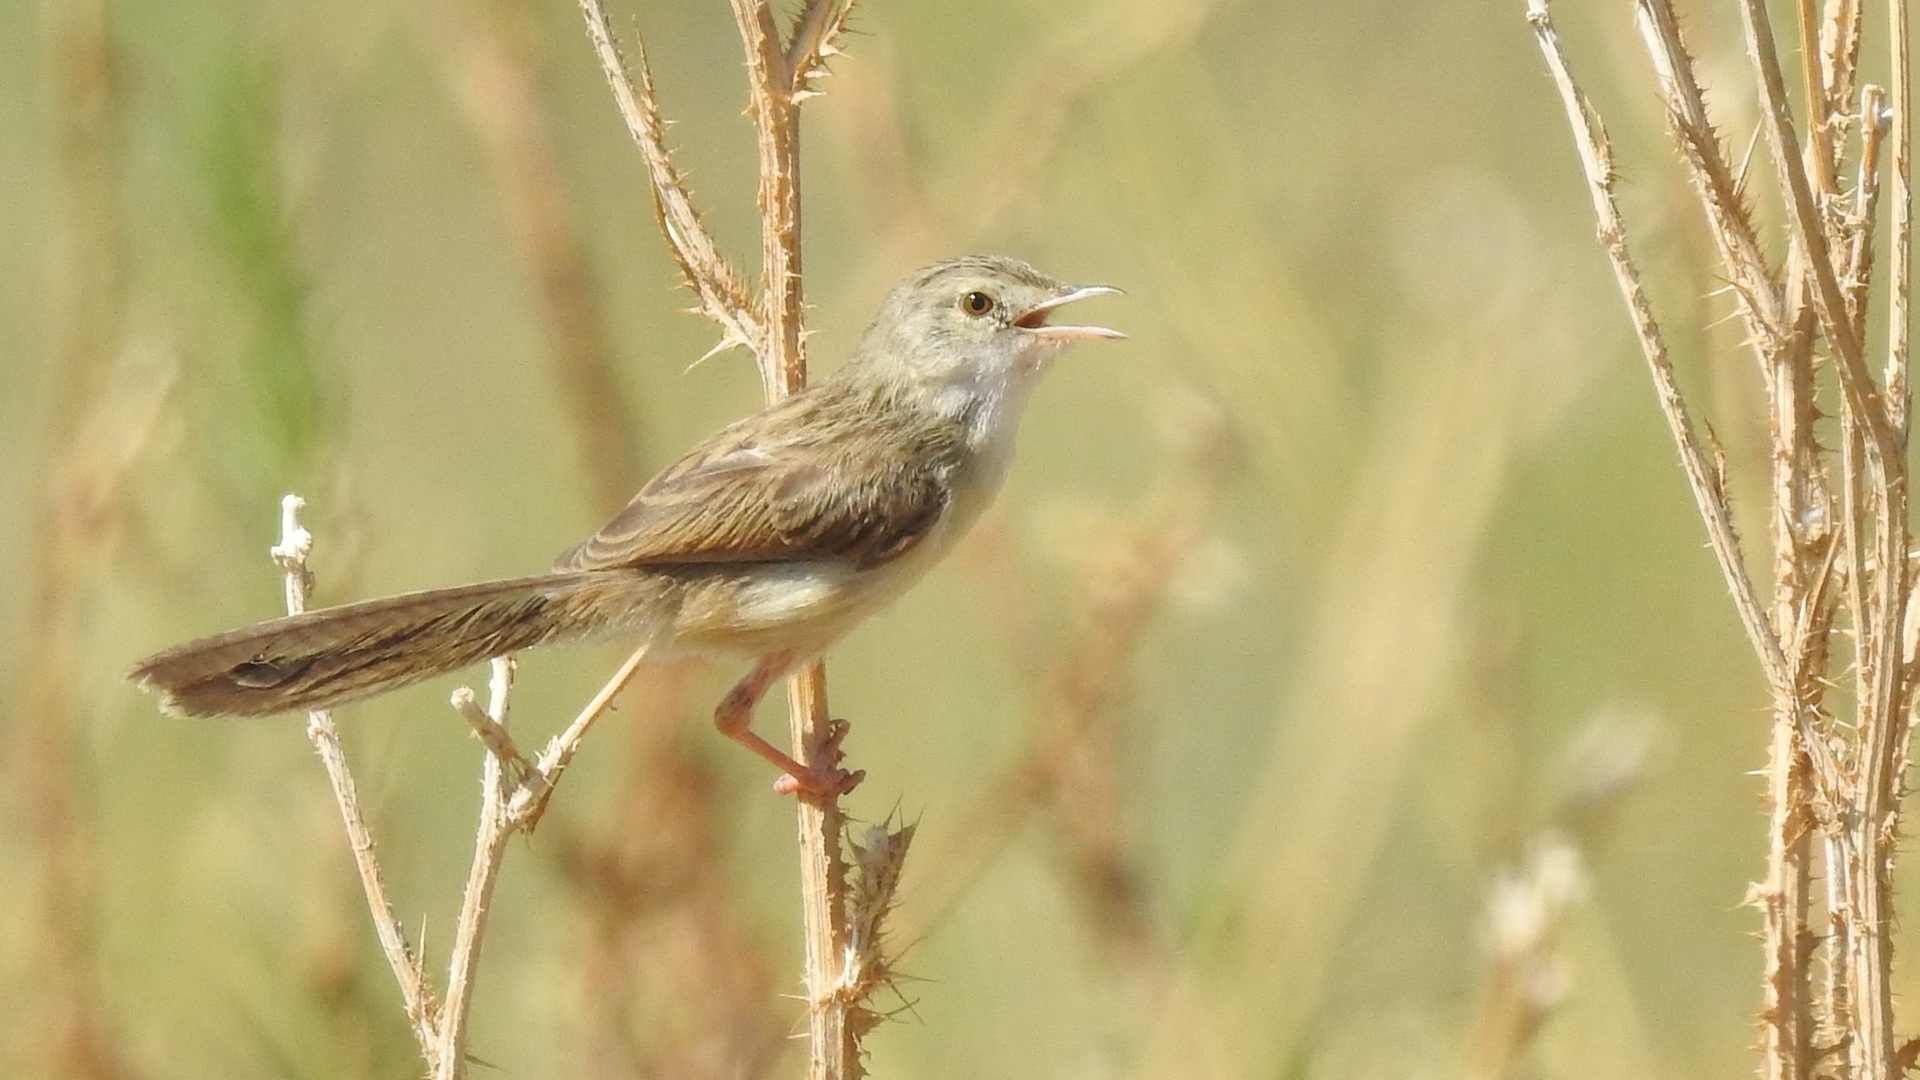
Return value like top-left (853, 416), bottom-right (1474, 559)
top-left (1844, 87), bottom-right (1890, 328)
top-left (1526, 0), bottom-right (1803, 728)
top-left (1818, 0), bottom-right (1865, 121)
top-left (1887, 0), bottom-right (1911, 434)
top-left (1635, 0), bottom-right (1785, 342)
top-left (571, 3), bottom-right (889, 1075)
top-left (275, 497), bottom-right (442, 1066)
top-left (279, 491), bottom-right (653, 1080)
top-left (1739, 0), bottom-right (1892, 465)
top-left (1462, 835), bottom-right (1588, 1080)
top-left (436, 657), bottom-right (518, 1074)
top-left (1531, 0), bottom-right (1918, 1075)
top-left (1631, 5), bottom-right (1836, 1071)
top-left (574, 0), bottom-right (762, 359)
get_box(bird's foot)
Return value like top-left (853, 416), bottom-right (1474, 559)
top-left (772, 718), bottom-right (865, 797)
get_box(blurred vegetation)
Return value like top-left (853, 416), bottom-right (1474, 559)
top-left (3, 0), bottom-right (1909, 1078)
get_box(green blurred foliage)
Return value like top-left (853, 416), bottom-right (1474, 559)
top-left (3, 0), bottom-right (1907, 1078)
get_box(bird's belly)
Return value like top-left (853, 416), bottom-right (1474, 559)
top-left (662, 557), bottom-right (917, 661)
top-left (662, 499), bottom-right (978, 661)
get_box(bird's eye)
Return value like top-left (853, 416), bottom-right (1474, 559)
top-left (960, 291), bottom-right (996, 316)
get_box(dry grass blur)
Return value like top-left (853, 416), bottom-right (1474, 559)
top-left (2, 0), bottom-right (1906, 1078)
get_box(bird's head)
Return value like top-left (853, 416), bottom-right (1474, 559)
top-left (851, 255), bottom-right (1123, 405)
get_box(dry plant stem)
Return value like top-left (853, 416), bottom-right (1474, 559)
top-left (1635, 0), bottom-right (1785, 339)
top-left (574, 0), bottom-right (762, 358)
top-left (1888, 0), bottom-right (1912, 434)
top-left (282, 488), bottom-right (638, 1079)
top-left (1537, 0), bottom-right (1920, 1075)
top-left (1767, 724), bottom-right (1820, 1080)
top-left (1819, 0), bottom-right (1865, 118)
top-left (1831, 81), bottom-right (1909, 1080)
top-left (1525, 0), bottom-right (1819, 763)
top-left (1739, 0), bottom-right (1892, 466)
top-left (1527, 6), bottom-right (1841, 1073)
top-left (1796, 0), bottom-right (1841, 199)
top-left (1636, 4), bottom-right (1832, 1068)
top-left (1845, 88), bottom-right (1889, 328)
top-left (274, 497), bottom-right (442, 1067)
top-left (437, 657), bottom-right (518, 1078)
top-left (732, 0), bottom-right (806, 387)
top-left (727, 4), bottom-right (866, 1077)
top-left (511, 642), bottom-right (651, 827)
top-left (575, 3), bottom-right (871, 1074)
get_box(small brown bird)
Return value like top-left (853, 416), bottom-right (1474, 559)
top-left (129, 255), bottom-right (1122, 794)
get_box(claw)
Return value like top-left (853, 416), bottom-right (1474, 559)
top-left (771, 718), bottom-right (862, 797)
top-left (773, 764), bottom-right (865, 798)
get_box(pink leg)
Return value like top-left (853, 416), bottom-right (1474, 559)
top-left (715, 653), bottom-right (863, 797)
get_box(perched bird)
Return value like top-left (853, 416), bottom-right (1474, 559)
top-left (129, 255), bottom-right (1123, 794)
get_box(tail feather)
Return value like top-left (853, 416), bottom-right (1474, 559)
top-left (128, 571), bottom-right (672, 718)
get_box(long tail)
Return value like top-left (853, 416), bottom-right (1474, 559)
top-left (128, 571), bottom-right (674, 718)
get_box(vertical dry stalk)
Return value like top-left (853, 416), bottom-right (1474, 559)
top-left (571, 2), bottom-right (898, 1076)
top-left (1462, 834), bottom-right (1588, 1080)
top-left (1528, 0), bottom-right (1915, 1076)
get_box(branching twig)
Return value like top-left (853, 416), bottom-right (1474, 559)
top-left (1525, 1), bottom-right (1836, 791)
top-left (437, 657), bottom-right (518, 1073)
top-left (1739, 0), bottom-right (1893, 466)
top-left (275, 496), bottom-right (442, 1067)
top-left (575, 0), bottom-right (762, 360)
top-left (280, 490), bottom-right (649, 1080)
top-left (1532, 0), bottom-right (1917, 1075)
top-left (1635, 0), bottom-right (1784, 341)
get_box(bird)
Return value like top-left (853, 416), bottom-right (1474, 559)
top-left (127, 255), bottom-right (1123, 795)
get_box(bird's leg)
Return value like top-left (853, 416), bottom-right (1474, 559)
top-left (715, 652), bottom-right (863, 796)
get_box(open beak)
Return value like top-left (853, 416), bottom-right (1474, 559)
top-left (1014, 285), bottom-right (1126, 341)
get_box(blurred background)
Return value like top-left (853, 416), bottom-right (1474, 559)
top-left (4, 0), bottom-right (1907, 1076)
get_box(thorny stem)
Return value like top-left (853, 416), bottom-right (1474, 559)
top-left (720, 4), bottom-right (872, 1078)
top-left (574, 2), bottom-right (874, 1075)
top-left (1531, 0), bottom-right (1917, 1076)
top-left (1524, 0), bottom-right (1825, 772)
top-left (1739, 0), bottom-right (1893, 467)
top-left (574, 0), bottom-right (761, 357)
top-left (732, 0), bottom-right (806, 391)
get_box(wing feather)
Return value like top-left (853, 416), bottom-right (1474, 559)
top-left (556, 384), bottom-right (965, 573)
